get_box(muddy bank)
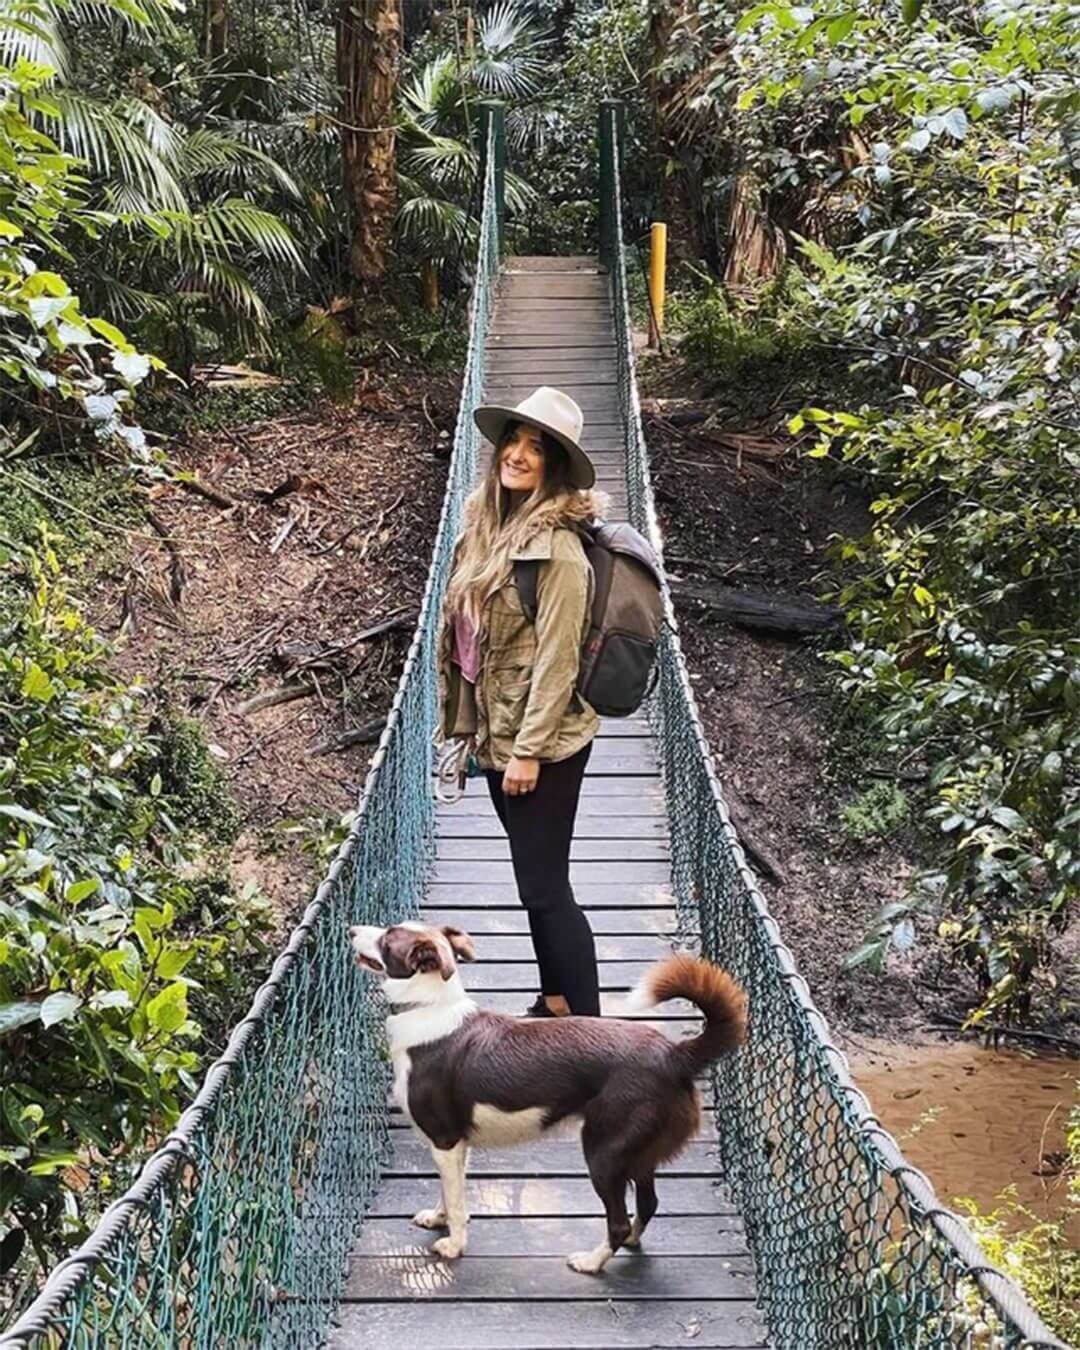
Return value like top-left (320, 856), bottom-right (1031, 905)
top-left (850, 1040), bottom-right (1077, 1236)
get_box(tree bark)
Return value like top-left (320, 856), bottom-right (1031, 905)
top-left (205, 0), bottom-right (227, 60)
top-left (337, 0), bottom-right (401, 290)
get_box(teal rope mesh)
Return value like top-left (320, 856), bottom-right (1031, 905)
top-left (0, 132), bottom-right (499, 1350)
top-left (599, 105), bottom-right (1066, 1350)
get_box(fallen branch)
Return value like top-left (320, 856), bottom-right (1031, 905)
top-left (146, 509), bottom-right (186, 606)
top-left (308, 717), bottom-right (387, 756)
top-left (269, 512), bottom-right (298, 556)
top-left (928, 1024), bottom-right (1080, 1057)
top-left (235, 683), bottom-right (316, 717)
top-left (256, 473), bottom-right (327, 505)
top-left (285, 608), bottom-right (418, 674)
top-left (174, 474), bottom-right (236, 511)
top-left (723, 788), bottom-right (787, 886)
top-left (670, 577), bottom-right (842, 637)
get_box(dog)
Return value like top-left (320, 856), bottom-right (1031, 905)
top-left (348, 920), bottom-right (747, 1273)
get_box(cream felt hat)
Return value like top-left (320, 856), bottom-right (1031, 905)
top-left (473, 386), bottom-right (596, 489)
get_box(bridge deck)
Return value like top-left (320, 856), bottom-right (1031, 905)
top-left (329, 258), bottom-right (766, 1349)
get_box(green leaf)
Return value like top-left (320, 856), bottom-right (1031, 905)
top-left (0, 803), bottom-right (54, 829)
top-left (86, 316), bottom-right (131, 349)
top-left (0, 1003), bottom-right (42, 1038)
top-left (20, 663), bottom-right (55, 703)
top-left (157, 948), bottom-right (194, 980)
top-left (146, 982), bottom-right (187, 1035)
top-left (66, 878), bottom-right (100, 904)
top-left (826, 12), bottom-right (856, 43)
top-left (901, 0), bottom-right (923, 22)
top-left (40, 991), bottom-right (83, 1029)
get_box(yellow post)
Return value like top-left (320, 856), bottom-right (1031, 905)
top-left (648, 222), bottom-right (667, 349)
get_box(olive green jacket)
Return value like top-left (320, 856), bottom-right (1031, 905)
top-left (438, 493), bottom-right (602, 771)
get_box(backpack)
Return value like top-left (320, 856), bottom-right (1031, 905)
top-left (513, 521), bottom-right (664, 718)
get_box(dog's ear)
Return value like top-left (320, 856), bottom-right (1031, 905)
top-left (407, 937), bottom-right (454, 981)
top-left (441, 926), bottom-right (476, 963)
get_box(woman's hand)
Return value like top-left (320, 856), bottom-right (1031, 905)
top-left (503, 756), bottom-right (540, 797)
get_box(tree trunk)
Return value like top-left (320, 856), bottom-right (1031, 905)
top-left (337, 0), bottom-right (401, 290)
top-left (205, 0), bottom-right (227, 59)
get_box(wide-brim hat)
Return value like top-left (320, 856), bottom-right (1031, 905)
top-left (474, 386), bottom-right (596, 490)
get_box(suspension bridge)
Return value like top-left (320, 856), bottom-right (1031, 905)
top-left (0, 102), bottom-right (1065, 1350)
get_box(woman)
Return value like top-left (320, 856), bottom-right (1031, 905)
top-left (438, 387), bottom-right (602, 1018)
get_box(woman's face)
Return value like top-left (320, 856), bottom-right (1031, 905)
top-left (499, 423), bottom-right (545, 494)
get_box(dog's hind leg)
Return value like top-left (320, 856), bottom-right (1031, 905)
top-left (626, 1175), bottom-right (657, 1248)
top-left (568, 1135), bottom-right (631, 1275)
top-left (429, 1141), bottom-right (469, 1260)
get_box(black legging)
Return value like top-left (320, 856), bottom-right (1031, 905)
top-left (485, 742), bottom-right (600, 1016)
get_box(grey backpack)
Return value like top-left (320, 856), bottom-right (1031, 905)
top-left (514, 521), bottom-right (664, 718)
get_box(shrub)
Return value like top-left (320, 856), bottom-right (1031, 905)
top-left (841, 782), bottom-right (909, 843)
top-left (0, 538), bottom-right (272, 1308)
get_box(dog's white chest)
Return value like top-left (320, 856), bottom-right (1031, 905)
top-left (391, 1049), bottom-right (412, 1115)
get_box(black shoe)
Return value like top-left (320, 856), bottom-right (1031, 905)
top-left (523, 996), bottom-right (557, 1018)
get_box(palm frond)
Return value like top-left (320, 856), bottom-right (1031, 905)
top-left (179, 128), bottom-right (301, 199)
top-left (0, 1), bottom-right (69, 77)
top-left (473, 0), bottom-right (551, 100)
top-left (195, 199), bottom-right (304, 269)
top-left (399, 53), bottom-right (461, 133)
top-left (402, 134), bottom-right (477, 191)
top-left (395, 193), bottom-right (470, 259)
top-left (49, 91), bottom-right (188, 211)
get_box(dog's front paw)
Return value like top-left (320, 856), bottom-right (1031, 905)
top-left (432, 1235), bottom-right (466, 1260)
top-left (623, 1218), bottom-right (644, 1249)
top-left (567, 1247), bottom-right (610, 1275)
top-left (412, 1208), bottom-right (448, 1230)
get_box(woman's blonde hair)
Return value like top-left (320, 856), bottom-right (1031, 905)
top-left (446, 421), bottom-right (576, 625)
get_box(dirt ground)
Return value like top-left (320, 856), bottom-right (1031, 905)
top-left (94, 369), bottom-right (456, 919)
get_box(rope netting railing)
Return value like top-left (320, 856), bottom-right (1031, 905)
top-left (598, 99), bottom-right (1065, 1350)
top-left (0, 117), bottom-right (502, 1350)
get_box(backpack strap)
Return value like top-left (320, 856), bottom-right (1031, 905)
top-left (513, 521), bottom-right (597, 625)
top-left (513, 558), bottom-right (540, 623)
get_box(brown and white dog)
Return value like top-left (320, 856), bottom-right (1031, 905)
top-left (347, 920), bottom-right (747, 1274)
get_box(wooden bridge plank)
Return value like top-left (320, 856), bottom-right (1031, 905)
top-left (436, 815), bottom-right (668, 838)
top-left (350, 1215), bottom-right (746, 1259)
top-left (500, 275), bottom-right (608, 298)
top-left (461, 961), bottom-right (648, 992)
top-left (328, 1301), bottom-right (769, 1349)
top-left (421, 906), bottom-right (682, 936)
top-left (461, 774), bottom-right (663, 797)
top-left (504, 256), bottom-right (603, 271)
top-left (384, 1138), bottom-right (718, 1178)
top-left (437, 839), bottom-right (669, 862)
top-left (342, 1254), bottom-right (756, 1302)
top-left (370, 1177), bottom-right (735, 1219)
top-left (425, 882), bottom-right (674, 907)
top-left (444, 934), bottom-right (672, 962)
top-left (433, 857), bottom-right (669, 880)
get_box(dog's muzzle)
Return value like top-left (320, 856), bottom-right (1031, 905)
top-left (348, 925), bottom-right (386, 974)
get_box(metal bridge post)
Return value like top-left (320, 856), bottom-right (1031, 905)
top-left (478, 100), bottom-right (506, 249)
top-left (598, 98), bottom-right (623, 270)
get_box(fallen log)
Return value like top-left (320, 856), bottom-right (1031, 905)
top-left (309, 718), bottom-right (387, 756)
top-left (669, 577), bottom-right (841, 637)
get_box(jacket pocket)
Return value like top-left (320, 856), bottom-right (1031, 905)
top-left (488, 674), bottom-right (531, 738)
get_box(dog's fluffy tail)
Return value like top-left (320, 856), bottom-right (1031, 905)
top-left (626, 953), bottom-right (747, 1076)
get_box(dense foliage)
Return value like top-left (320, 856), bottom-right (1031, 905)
top-left (0, 535), bottom-right (272, 1303)
top-left (658, 0), bottom-right (1079, 1028)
